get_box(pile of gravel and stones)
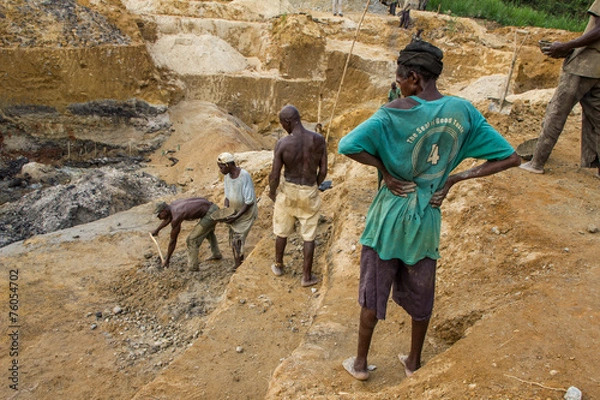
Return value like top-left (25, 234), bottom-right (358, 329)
top-left (0, 0), bottom-right (131, 48)
top-left (0, 162), bottom-right (176, 247)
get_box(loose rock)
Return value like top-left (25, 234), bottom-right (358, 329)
top-left (564, 386), bottom-right (582, 400)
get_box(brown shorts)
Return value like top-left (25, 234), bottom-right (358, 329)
top-left (359, 245), bottom-right (436, 321)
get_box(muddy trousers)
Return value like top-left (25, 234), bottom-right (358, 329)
top-left (186, 204), bottom-right (222, 270)
top-left (532, 71), bottom-right (600, 169)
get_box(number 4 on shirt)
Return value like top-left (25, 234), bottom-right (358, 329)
top-left (427, 144), bottom-right (440, 165)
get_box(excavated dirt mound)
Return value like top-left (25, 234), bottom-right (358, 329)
top-left (1, 2), bottom-right (599, 400)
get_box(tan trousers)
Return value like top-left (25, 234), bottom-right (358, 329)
top-left (532, 71), bottom-right (600, 169)
top-left (186, 204), bottom-right (221, 270)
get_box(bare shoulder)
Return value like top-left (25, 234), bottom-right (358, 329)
top-left (275, 135), bottom-right (294, 151)
top-left (173, 197), bottom-right (210, 212)
top-left (309, 130), bottom-right (326, 143)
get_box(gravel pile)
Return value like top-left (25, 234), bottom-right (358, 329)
top-left (0, 0), bottom-right (130, 48)
top-left (0, 165), bottom-right (176, 247)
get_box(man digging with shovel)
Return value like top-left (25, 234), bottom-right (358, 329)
top-left (152, 198), bottom-right (223, 270)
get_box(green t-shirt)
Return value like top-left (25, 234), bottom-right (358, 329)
top-left (388, 87), bottom-right (401, 102)
top-left (338, 95), bottom-right (515, 264)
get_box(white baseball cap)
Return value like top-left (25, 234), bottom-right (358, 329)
top-left (217, 152), bottom-right (235, 164)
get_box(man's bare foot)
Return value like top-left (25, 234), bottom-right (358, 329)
top-left (301, 274), bottom-right (319, 287)
top-left (398, 354), bottom-right (415, 377)
top-left (271, 263), bottom-right (284, 276)
top-left (342, 357), bottom-right (369, 381)
top-left (205, 255), bottom-right (222, 261)
top-left (519, 161), bottom-right (544, 174)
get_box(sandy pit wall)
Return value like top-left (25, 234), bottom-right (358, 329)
top-left (179, 41), bottom-right (395, 132)
top-left (0, 45), bottom-right (179, 158)
top-left (182, 58), bottom-right (392, 134)
top-left (0, 46), bottom-right (169, 109)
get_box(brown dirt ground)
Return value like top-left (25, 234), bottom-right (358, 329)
top-left (1, 7), bottom-right (600, 400)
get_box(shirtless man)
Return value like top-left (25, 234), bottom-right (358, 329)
top-left (268, 105), bottom-right (328, 287)
top-left (152, 197), bottom-right (222, 270)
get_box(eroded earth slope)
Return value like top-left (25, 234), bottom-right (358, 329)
top-left (1, 1), bottom-right (599, 399)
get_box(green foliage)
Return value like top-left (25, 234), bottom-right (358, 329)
top-left (508, 0), bottom-right (590, 20)
top-left (445, 16), bottom-right (460, 34)
top-left (426, 0), bottom-right (588, 31)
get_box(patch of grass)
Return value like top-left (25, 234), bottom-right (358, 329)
top-left (445, 16), bottom-right (460, 34)
top-left (426, 0), bottom-right (587, 31)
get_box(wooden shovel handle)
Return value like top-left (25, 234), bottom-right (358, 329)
top-left (148, 233), bottom-right (165, 264)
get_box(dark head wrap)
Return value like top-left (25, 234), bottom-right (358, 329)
top-left (397, 39), bottom-right (444, 76)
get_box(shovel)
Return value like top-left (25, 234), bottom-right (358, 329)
top-left (488, 29), bottom-right (530, 113)
top-left (149, 232), bottom-right (165, 264)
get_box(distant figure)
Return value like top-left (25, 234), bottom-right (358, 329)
top-left (315, 123), bottom-right (323, 134)
top-left (338, 39), bottom-right (520, 381)
top-left (388, 81), bottom-right (401, 102)
top-left (332, 0), bottom-right (343, 16)
top-left (412, 29), bottom-right (424, 42)
top-left (269, 105), bottom-right (328, 287)
top-left (152, 197), bottom-right (222, 270)
top-left (520, 0), bottom-right (600, 177)
top-left (389, 0), bottom-right (398, 15)
top-left (399, 4), bottom-right (411, 29)
top-left (216, 152), bottom-right (258, 269)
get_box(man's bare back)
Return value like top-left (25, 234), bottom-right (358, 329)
top-left (269, 105), bottom-right (327, 198)
top-left (277, 131), bottom-right (326, 186)
top-left (152, 197), bottom-right (217, 268)
top-left (168, 198), bottom-right (213, 223)
top-left (268, 105), bottom-right (328, 287)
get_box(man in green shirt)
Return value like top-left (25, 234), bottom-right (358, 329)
top-left (338, 39), bottom-right (520, 380)
top-left (387, 81), bottom-right (401, 102)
